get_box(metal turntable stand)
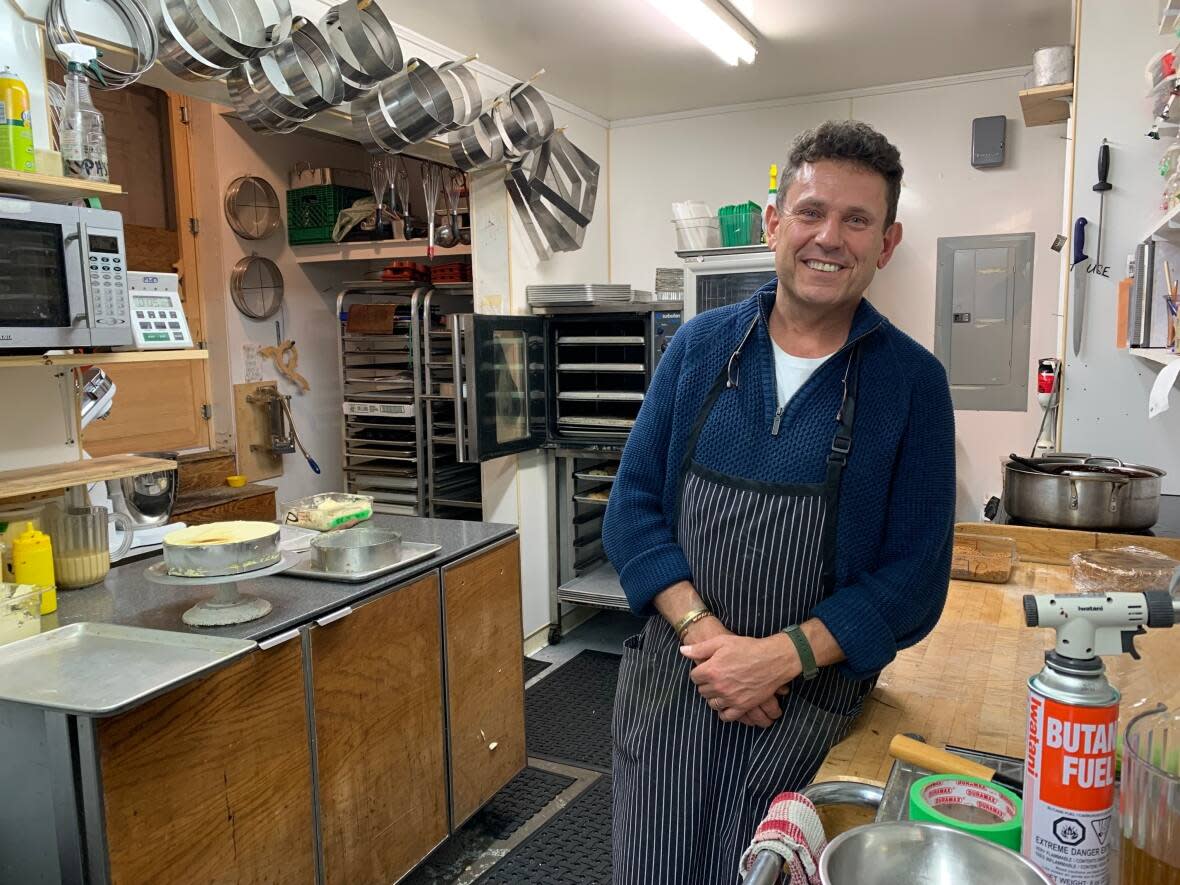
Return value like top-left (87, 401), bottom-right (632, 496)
top-left (143, 555), bottom-right (299, 627)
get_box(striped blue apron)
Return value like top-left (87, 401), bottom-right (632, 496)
top-left (612, 318), bottom-right (870, 885)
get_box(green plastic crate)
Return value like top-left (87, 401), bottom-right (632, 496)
top-left (286, 184), bottom-right (370, 246)
top-left (718, 201), bottom-right (763, 247)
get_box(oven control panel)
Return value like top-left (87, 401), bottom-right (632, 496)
top-left (652, 310), bottom-right (683, 365)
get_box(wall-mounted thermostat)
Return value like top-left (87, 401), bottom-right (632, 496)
top-left (971, 115), bottom-right (1006, 168)
top-left (126, 272), bottom-right (194, 350)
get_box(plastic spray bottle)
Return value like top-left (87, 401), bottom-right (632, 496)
top-left (57, 43), bottom-right (108, 183)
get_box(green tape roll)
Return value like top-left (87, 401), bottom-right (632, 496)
top-left (909, 774), bottom-right (1022, 851)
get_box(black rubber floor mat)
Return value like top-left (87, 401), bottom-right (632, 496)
top-left (523, 656), bottom-right (551, 681)
top-left (479, 766), bottom-right (576, 840)
top-left (526, 650), bottom-right (620, 772)
top-left (478, 775), bottom-right (613, 884)
top-left (402, 767), bottom-right (578, 884)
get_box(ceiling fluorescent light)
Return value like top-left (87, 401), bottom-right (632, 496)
top-left (647, 0), bottom-right (758, 66)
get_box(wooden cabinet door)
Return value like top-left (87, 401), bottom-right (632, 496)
top-left (311, 573), bottom-right (448, 885)
top-left (442, 537), bottom-right (526, 826)
top-left (97, 639), bottom-right (315, 884)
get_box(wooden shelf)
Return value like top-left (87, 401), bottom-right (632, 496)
top-left (0, 349), bottom-right (209, 369)
top-left (0, 168), bottom-right (123, 202)
top-left (292, 241), bottom-right (472, 264)
top-left (0, 454), bottom-right (176, 500)
top-left (1129, 347), bottom-right (1179, 367)
top-left (1018, 83), bottom-right (1073, 127)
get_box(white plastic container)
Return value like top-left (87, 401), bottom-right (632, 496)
top-left (673, 217), bottom-right (721, 251)
top-left (281, 493), bottom-right (374, 532)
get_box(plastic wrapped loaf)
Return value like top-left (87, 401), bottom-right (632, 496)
top-left (951, 533), bottom-right (1018, 583)
top-left (1070, 546), bottom-right (1180, 594)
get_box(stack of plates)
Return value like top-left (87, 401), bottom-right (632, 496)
top-left (655, 267), bottom-right (685, 299)
top-left (526, 284), bottom-right (634, 306)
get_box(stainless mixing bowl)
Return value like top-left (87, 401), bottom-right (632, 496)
top-left (820, 822), bottom-right (1052, 884)
top-left (107, 451), bottom-right (179, 527)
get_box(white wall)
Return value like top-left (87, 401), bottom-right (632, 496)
top-left (1061, 0), bottom-right (1180, 488)
top-left (609, 70), bottom-right (1068, 521)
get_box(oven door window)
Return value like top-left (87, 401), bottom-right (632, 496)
top-left (0, 220), bottom-right (71, 327)
top-left (696, 270), bottom-right (776, 315)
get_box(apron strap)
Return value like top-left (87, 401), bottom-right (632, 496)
top-left (678, 316), bottom-right (758, 476)
top-left (820, 345), bottom-right (862, 592)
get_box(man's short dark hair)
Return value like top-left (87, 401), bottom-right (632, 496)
top-left (777, 120), bottom-right (904, 228)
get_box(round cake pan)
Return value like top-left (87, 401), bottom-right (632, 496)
top-left (312, 527), bottom-right (402, 575)
top-left (163, 523), bottom-right (281, 577)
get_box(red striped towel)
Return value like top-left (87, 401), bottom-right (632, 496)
top-left (739, 791), bottom-right (827, 884)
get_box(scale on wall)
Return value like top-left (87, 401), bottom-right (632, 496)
top-left (126, 272), bottom-right (194, 350)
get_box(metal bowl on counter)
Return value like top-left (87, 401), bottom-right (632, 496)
top-left (1002, 454), bottom-right (1164, 532)
top-left (311, 527), bottom-right (402, 575)
top-left (106, 451), bottom-right (179, 528)
top-left (820, 822), bottom-right (1052, 884)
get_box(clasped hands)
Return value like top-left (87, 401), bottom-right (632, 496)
top-left (680, 616), bottom-right (801, 729)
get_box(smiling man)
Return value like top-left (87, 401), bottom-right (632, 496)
top-left (603, 120), bottom-right (956, 884)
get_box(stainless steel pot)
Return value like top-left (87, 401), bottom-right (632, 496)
top-left (820, 822), bottom-right (1052, 884)
top-left (1003, 455), bottom-right (1164, 532)
top-left (311, 527), bottom-right (402, 575)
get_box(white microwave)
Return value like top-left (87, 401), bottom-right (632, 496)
top-left (682, 247), bottom-right (777, 321)
top-left (0, 198), bottom-right (132, 350)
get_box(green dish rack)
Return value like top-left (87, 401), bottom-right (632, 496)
top-left (718, 201), bottom-right (763, 247)
top-left (286, 184), bottom-right (370, 246)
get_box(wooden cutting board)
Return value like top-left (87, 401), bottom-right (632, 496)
top-left (816, 563), bottom-right (1180, 784)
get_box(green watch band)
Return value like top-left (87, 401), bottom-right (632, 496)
top-left (783, 624), bottom-right (819, 681)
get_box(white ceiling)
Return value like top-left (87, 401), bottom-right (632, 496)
top-left (385, 0), bottom-right (1072, 121)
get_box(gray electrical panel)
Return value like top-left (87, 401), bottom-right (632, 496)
top-left (934, 233), bottom-right (1034, 411)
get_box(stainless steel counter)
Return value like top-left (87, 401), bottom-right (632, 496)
top-left (42, 514), bottom-right (516, 643)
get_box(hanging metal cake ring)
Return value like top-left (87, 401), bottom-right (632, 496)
top-left (271, 17), bottom-right (344, 113)
top-left (495, 83), bottom-right (555, 157)
top-left (437, 59), bottom-right (483, 130)
top-left (170, 0), bottom-right (291, 63)
top-left (449, 113), bottom-right (506, 171)
top-left (156, 0), bottom-right (238, 80)
top-left (320, 0), bottom-right (402, 99)
top-left (351, 87), bottom-right (414, 153)
top-left (518, 131), bottom-right (600, 228)
top-left (377, 59), bottom-right (456, 143)
top-left (228, 61), bottom-right (308, 133)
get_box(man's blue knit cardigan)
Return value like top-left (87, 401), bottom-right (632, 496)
top-left (602, 281), bottom-right (956, 681)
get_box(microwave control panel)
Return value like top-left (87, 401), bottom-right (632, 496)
top-left (127, 272), bottom-right (193, 349)
top-left (85, 229), bottom-right (129, 330)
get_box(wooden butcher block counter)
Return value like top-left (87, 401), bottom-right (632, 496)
top-left (816, 559), bottom-right (1180, 785)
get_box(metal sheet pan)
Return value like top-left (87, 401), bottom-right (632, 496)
top-left (284, 540), bottom-right (441, 582)
top-left (0, 624), bottom-right (256, 716)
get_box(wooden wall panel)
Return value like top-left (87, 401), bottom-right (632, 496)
top-left (443, 537), bottom-right (526, 825)
top-left (98, 640), bottom-right (315, 884)
top-left (82, 360), bottom-right (207, 456)
top-left (312, 573), bottom-right (448, 885)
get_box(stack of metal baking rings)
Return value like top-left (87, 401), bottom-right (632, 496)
top-left (228, 18), bottom-right (344, 134)
top-left (506, 129), bottom-right (601, 256)
top-left (495, 83), bottom-right (555, 160)
top-left (351, 59), bottom-right (458, 154)
top-left (155, 0), bottom-right (292, 81)
top-left (317, 0), bottom-right (402, 101)
top-left (47, 0), bottom-right (159, 89)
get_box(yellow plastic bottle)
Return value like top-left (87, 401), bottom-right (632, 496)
top-left (12, 523), bottom-right (56, 615)
top-left (0, 67), bottom-right (35, 173)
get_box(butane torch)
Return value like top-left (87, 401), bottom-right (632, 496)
top-left (1019, 573), bottom-right (1180, 885)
